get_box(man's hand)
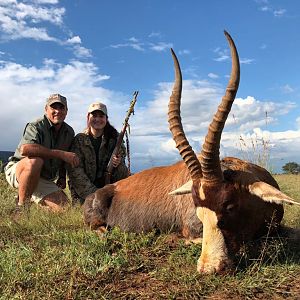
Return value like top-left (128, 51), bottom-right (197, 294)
top-left (62, 152), bottom-right (80, 168)
top-left (56, 177), bottom-right (66, 189)
top-left (112, 154), bottom-right (122, 168)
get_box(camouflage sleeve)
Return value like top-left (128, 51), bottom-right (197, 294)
top-left (67, 136), bottom-right (97, 199)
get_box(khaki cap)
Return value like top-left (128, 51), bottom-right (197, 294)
top-left (88, 102), bottom-right (107, 115)
top-left (46, 94), bottom-right (67, 109)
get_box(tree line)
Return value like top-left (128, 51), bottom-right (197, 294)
top-left (282, 162), bottom-right (300, 174)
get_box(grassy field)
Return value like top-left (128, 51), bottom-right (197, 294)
top-left (0, 173), bottom-right (300, 299)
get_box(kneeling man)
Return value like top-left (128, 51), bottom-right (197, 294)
top-left (5, 94), bottom-right (79, 215)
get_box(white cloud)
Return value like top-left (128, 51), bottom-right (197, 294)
top-left (208, 73), bottom-right (218, 79)
top-left (130, 43), bottom-right (144, 51)
top-left (128, 37), bottom-right (139, 43)
top-left (213, 47), bottom-right (230, 62)
top-left (240, 58), bottom-right (255, 64)
top-left (256, 1), bottom-right (287, 18)
top-left (228, 96), bottom-right (296, 130)
top-left (0, 60), bottom-right (54, 81)
top-left (214, 54), bottom-right (229, 62)
top-left (15, 2), bottom-right (64, 25)
top-left (213, 48), bottom-right (254, 64)
top-left (149, 42), bottom-right (173, 52)
top-left (73, 45), bottom-right (92, 58)
top-left (110, 38), bottom-right (145, 51)
top-left (260, 43), bottom-right (267, 50)
top-left (260, 6), bottom-right (270, 12)
top-left (183, 66), bottom-right (199, 79)
top-left (0, 1), bottom-right (65, 42)
top-left (110, 37), bottom-right (173, 53)
top-left (66, 36), bottom-right (81, 44)
top-left (0, 0), bottom-right (16, 4)
top-left (33, 0), bottom-right (59, 4)
top-left (178, 49), bottom-right (191, 55)
top-left (273, 9), bottom-right (286, 17)
top-left (0, 1), bottom-right (93, 59)
top-left (148, 31), bottom-right (162, 39)
top-left (161, 138), bottom-right (177, 154)
top-left (281, 84), bottom-right (294, 94)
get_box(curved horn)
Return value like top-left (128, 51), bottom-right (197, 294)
top-left (168, 48), bottom-right (202, 181)
top-left (200, 30), bottom-right (240, 183)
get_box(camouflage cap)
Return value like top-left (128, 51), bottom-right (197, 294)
top-left (87, 102), bottom-right (107, 115)
top-left (46, 94), bottom-right (67, 109)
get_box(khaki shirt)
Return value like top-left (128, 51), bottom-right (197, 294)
top-left (10, 115), bottom-right (75, 180)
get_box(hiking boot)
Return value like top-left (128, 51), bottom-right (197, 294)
top-left (10, 205), bottom-right (23, 220)
top-left (10, 196), bottom-right (30, 222)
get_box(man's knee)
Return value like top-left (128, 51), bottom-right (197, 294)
top-left (17, 157), bottom-right (44, 176)
top-left (25, 157), bottom-right (44, 171)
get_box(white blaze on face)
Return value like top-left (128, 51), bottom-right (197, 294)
top-left (196, 206), bottom-right (232, 274)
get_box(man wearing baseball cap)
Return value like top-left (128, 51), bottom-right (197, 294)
top-left (5, 93), bottom-right (80, 219)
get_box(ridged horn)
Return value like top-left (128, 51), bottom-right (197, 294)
top-left (168, 48), bottom-right (202, 181)
top-left (200, 30), bottom-right (240, 183)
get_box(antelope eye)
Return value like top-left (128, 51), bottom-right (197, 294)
top-left (226, 203), bottom-right (236, 213)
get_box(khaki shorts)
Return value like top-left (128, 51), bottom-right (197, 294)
top-left (5, 161), bottom-right (60, 204)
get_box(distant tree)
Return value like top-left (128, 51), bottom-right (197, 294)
top-left (282, 162), bottom-right (300, 174)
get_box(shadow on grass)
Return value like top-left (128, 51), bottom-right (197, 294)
top-left (235, 226), bottom-right (300, 274)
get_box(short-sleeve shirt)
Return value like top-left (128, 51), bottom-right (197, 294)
top-left (10, 115), bottom-right (75, 181)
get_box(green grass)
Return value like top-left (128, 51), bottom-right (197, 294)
top-left (0, 173), bottom-right (300, 299)
top-left (275, 174), bottom-right (300, 228)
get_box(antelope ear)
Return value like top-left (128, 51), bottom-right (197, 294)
top-left (249, 182), bottom-right (300, 206)
top-left (169, 180), bottom-right (193, 195)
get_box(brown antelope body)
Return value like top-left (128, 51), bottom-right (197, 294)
top-left (168, 31), bottom-right (300, 274)
top-left (83, 160), bottom-right (202, 240)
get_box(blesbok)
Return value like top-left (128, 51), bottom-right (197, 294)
top-left (168, 30), bottom-right (300, 274)
top-left (83, 30), bottom-right (299, 274)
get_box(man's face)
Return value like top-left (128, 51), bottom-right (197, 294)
top-left (45, 102), bottom-right (67, 125)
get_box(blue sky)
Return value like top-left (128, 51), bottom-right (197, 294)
top-left (0, 0), bottom-right (300, 173)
